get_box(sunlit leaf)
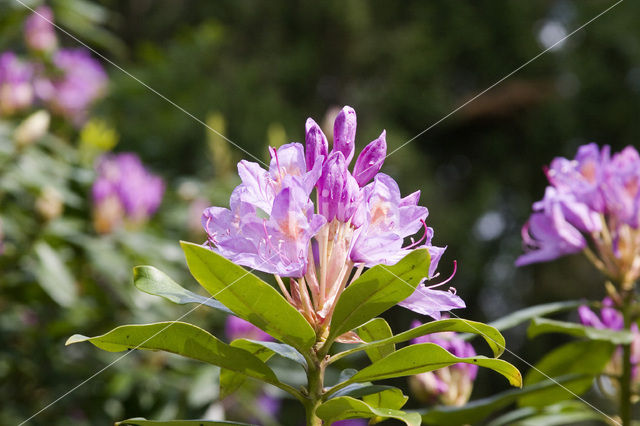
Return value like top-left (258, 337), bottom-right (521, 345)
top-left (330, 343), bottom-right (521, 397)
top-left (332, 318), bottom-right (506, 364)
top-left (329, 248), bottom-right (429, 343)
top-left (181, 242), bottom-right (316, 351)
top-left (357, 318), bottom-right (395, 363)
top-left (316, 396), bottom-right (421, 426)
top-left (66, 322), bottom-right (280, 387)
top-left (133, 265), bottom-right (232, 314)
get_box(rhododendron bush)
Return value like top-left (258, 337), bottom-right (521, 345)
top-left (69, 108), bottom-right (522, 424)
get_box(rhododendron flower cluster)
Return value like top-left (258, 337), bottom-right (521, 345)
top-left (202, 106), bottom-right (464, 333)
top-left (92, 153), bottom-right (164, 233)
top-left (408, 320), bottom-right (477, 406)
top-left (0, 7), bottom-right (107, 124)
top-left (579, 298), bottom-right (640, 390)
top-left (517, 143), bottom-right (640, 288)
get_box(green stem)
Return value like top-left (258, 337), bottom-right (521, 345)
top-left (620, 291), bottom-right (633, 426)
top-left (304, 351), bottom-right (326, 426)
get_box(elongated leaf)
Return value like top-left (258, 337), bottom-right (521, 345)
top-left (181, 242), bottom-right (316, 350)
top-left (420, 374), bottom-right (589, 425)
top-left (134, 265), bottom-right (233, 314)
top-left (231, 339), bottom-right (307, 368)
top-left (519, 340), bottom-right (614, 407)
top-left (330, 384), bottom-right (397, 400)
top-left (528, 317), bottom-right (634, 344)
top-left (362, 387), bottom-right (408, 410)
top-left (329, 249), bottom-right (429, 342)
top-left (335, 343), bottom-right (521, 393)
top-left (357, 318), bottom-right (395, 363)
top-left (33, 241), bottom-right (77, 307)
top-left (488, 300), bottom-right (583, 331)
top-left (66, 322), bottom-right (279, 386)
top-left (331, 318), bottom-right (506, 364)
top-left (117, 419), bottom-right (250, 425)
top-left (488, 401), bottom-right (606, 426)
top-left (316, 396), bottom-right (421, 426)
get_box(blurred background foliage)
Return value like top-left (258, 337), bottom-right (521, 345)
top-left (1, 0), bottom-right (640, 424)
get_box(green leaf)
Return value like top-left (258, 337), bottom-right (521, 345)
top-left (230, 339), bottom-right (307, 368)
top-left (330, 384), bottom-right (397, 400)
top-left (116, 419), bottom-right (250, 425)
top-left (219, 339), bottom-right (276, 399)
top-left (527, 317), bottom-right (634, 345)
top-left (519, 340), bottom-right (615, 407)
top-left (316, 396), bottom-right (422, 426)
top-left (32, 241), bottom-right (77, 307)
top-left (357, 318), bottom-right (395, 363)
top-left (488, 401), bottom-right (606, 426)
top-left (331, 343), bottom-right (521, 395)
top-left (66, 322), bottom-right (280, 387)
top-left (362, 387), bottom-right (409, 410)
top-left (133, 265), bottom-right (233, 314)
top-left (488, 300), bottom-right (583, 331)
top-left (328, 248), bottom-right (430, 343)
top-left (419, 374), bottom-right (589, 425)
top-left (181, 242), bottom-right (316, 350)
top-left (331, 318), bottom-right (506, 364)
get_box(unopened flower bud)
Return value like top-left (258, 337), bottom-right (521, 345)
top-left (333, 106), bottom-right (357, 164)
top-left (409, 322), bottom-right (477, 406)
top-left (353, 130), bottom-right (386, 186)
top-left (14, 110), bottom-right (50, 148)
top-left (318, 151), bottom-right (347, 222)
top-left (24, 6), bottom-right (58, 53)
top-left (305, 118), bottom-right (328, 170)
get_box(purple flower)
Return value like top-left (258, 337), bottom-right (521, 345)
top-left (332, 420), bottom-right (368, 425)
top-left (36, 48), bottom-right (107, 124)
top-left (579, 299), bottom-right (640, 385)
top-left (602, 146), bottom-right (640, 228)
top-left (24, 6), bottom-right (58, 53)
top-left (546, 143), bottom-right (609, 212)
top-left (518, 143), bottom-right (640, 285)
top-left (409, 320), bottom-right (477, 406)
top-left (201, 106), bottom-right (463, 329)
top-left (0, 52), bottom-right (34, 115)
top-left (225, 315), bottom-right (273, 342)
top-left (92, 153), bottom-right (164, 232)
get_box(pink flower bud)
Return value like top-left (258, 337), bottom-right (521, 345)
top-left (353, 130), bottom-right (386, 186)
top-left (305, 118), bottom-right (328, 170)
top-left (333, 106), bottom-right (357, 164)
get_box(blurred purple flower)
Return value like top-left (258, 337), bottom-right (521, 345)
top-left (332, 420), bottom-right (368, 425)
top-left (518, 144), bottom-right (640, 285)
top-left (579, 299), bottom-right (640, 385)
top-left (409, 320), bottom-right (477, 406)
top-left (36, 48), bottom-right (107, 124)
top-left (0, 52), bottom-right (34, 115)
top-left (202, 106), bottom-right (463, 330)
top-left (225, 315), bottom-right (273, 342)
top-left (92, 153), bottom-right (164, 232)
top-left (24, 6), bottom-right (58, 53)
